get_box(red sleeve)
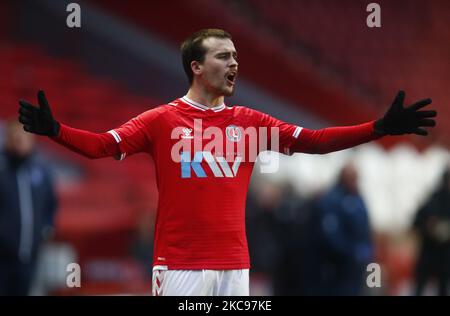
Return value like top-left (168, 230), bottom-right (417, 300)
top-left (51, 124), bottom-right (120, 159)
top-left (108, 108), bottom-right (160, 160)
top-left (291, 121), bottom-right (381, 154)
top-left (255, 110), bottom-right (302, 155)
top-left (51, 108), bottom-right (160, 160)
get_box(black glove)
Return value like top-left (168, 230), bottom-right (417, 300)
top-left (18, 90), bottom-right (60, 137)
top-left (374, 90), bottom-right (437, 136)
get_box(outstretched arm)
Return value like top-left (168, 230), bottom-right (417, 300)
top-left (18, 90), bottom-right (120, 159)
top-left (292, 121), bottom-right (378, 154)
top-left (292, 90), bottom-right (437, 154)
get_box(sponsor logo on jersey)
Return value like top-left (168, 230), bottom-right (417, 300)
top-left (181, 127), bottom-right (193, 139)
top-left (180, 151), bottom-right (242, 178)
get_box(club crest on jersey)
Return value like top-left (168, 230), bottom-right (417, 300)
top-left (181, 127), bottom-right (193, 139)
top-left (226, 125), bottom-right (241, 142)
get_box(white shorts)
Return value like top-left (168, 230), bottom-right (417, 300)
top-left (152, 266), bottom-right (249, 296)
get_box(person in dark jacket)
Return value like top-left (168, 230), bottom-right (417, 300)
top-left (306, 163), bottom-right (373, 295)
top-left (413, 167), bottom-right (450, 296)
top-left (0, 119), bottom-right (58, 295)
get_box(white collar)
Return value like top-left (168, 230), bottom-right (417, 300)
top-left (181, 96), bottom-right (226, 112)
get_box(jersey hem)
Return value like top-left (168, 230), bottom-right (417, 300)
top-left (153, 262), bottom-right (251, 270)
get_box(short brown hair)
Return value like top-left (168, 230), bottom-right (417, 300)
top-left (180, 29), bottom-right (232, 85)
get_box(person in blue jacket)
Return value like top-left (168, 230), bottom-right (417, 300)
top-left (309, 163), bottom-right (374, 295)
top-left (0, 119), bottom-right (58, 295)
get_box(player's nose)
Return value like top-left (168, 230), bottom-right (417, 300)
top-left (229, 58), bottom-right (238, 68)
top-left (229, 63), bottom-right (238, 72)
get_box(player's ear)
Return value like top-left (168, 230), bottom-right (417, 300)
top-left (191, 60), bottom-right (202, 76)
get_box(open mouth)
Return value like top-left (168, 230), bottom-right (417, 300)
top-left (226, 72), bottom-right (237, 85)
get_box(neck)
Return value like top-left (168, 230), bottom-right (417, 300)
top-left (186, 83), bottom-right (224, 108)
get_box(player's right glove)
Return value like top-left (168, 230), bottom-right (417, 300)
top-left (374, 90), bottom-right (437, 136)
top-left (18, 90), bottom-right (60, 137)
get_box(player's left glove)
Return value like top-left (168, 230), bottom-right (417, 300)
top-left (374, 90), bottom-right (437, 136)
top-left (18, 90), bottom-right (60, 137)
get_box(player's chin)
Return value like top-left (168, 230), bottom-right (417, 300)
top-left (222, 85), bottom-right (235, 97)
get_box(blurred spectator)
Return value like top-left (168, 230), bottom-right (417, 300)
top-left (0, 119), bottom-right (58, 295)
top-left (246, 180), bottom-right (305, 295)
top-left (303, 163), bottom-right (374, 295)
top-left (130, 208), bottom-right (155, 281)
top-left (413, 167), bottom-right (450, 296)
top-left (246, 181), bottom-right (284, 295)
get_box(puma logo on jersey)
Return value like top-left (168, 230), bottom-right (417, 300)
top-left (181, 151), bottom-right (242, 178)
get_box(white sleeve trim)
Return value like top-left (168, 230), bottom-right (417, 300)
top-left (109, 130), bottom-right (127, 161)
top-left (293, 126), bottom-right (302, 138)
top-left (108, 130), bottom-right (122, 143)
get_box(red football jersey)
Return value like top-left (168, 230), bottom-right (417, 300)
top-left (108, 96), bottom-right (301, 269)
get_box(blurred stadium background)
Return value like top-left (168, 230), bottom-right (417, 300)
top-left (0, 0), bottom-right (449, 295)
